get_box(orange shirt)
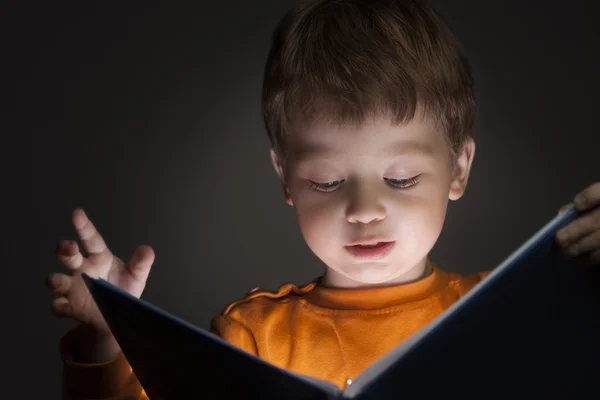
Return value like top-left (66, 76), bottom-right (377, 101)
top-left (61, 263), bottom-right (490, 399)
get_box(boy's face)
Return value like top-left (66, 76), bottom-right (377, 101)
top-left (271, 111), bottom-right (475, 288)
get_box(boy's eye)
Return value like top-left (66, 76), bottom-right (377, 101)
top-left (385, 175), bottom-right (421, 189)
top-left (309, 175), bottom-right (421, 193)
top-left (309, 180), bottom-right (344, 193)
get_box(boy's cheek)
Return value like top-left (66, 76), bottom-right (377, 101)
top-left (295, 205), bottom-right (337, 236)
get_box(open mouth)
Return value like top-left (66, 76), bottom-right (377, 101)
top-left (353, 242), bottom-right (389, 249)
top-left (345, 241), bottom-right (396, 260)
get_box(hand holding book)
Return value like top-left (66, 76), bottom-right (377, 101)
top-left (555, 181), bottom-right (600, 266)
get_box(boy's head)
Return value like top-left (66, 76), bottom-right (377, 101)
top-left (262, 0), bottom-right (476, 287)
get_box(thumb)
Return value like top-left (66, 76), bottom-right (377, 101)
top-left (127, 245), bottom-right (155, 282)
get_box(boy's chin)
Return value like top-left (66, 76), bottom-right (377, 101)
top-left (332, 259), bottom-right (429, 287)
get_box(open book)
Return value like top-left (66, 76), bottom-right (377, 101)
top-left (83, 205), bottom-right (600, 399)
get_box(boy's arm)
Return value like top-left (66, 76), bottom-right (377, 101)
top-left (209, 313), bottom-right (259, 356)
top-left (60, 323), bottom-right (147, 400)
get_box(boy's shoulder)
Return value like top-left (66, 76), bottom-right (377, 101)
top-left (446, 269), bottom-right (493, 297)
top-left (221, 279), bottom-right (320, 316)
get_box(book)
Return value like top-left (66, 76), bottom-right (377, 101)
top-left (83, 204), bottom-right (600, 399)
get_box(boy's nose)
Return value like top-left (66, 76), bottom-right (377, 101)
top-left (345, 189), bottom-right (387, 224)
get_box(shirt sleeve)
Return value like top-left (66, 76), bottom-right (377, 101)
top-left (60, 323), bottom-right (147, 400)
top-left (209, 313), bottom-right (259, 356)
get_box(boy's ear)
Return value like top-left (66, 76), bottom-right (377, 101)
top-left (448, 137), bottom-right (476, 201)
top-left (270, 148), bottom-right (293, 206)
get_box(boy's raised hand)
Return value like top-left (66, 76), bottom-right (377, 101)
top-left (46, 208), bottom-right (155, 336)
top-left (556, 182), bottom-right (600, 265)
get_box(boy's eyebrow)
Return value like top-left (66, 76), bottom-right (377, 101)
top-left (380, 141), bottom-right (435, 158)
top-left (291, 141), bottom-right (435, 161)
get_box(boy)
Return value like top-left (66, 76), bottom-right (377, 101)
top-left (47, 0), bottom-right (600, 399)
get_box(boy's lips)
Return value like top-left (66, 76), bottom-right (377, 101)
top-left (347, 237), bottom-right (391, 246)
top-left (344, 241), bottom-right (395, 261)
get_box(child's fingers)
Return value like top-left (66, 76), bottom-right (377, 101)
top-left (564, 230), bottom-right (600, 258)
top-left (72, 208), bottom-right (110, 257)
top-left (55, 240), bottom-right (84, 270)
top-left (126, 245), bottom-right (155, 283)
top-left (46, 272), bottom-right (72, 294)
top-left (574, 182), bottom-right (600, 211)
top-left (556, 207), bottom-right (600, 247)
top-left (51, 296), bottom-right (73, 318)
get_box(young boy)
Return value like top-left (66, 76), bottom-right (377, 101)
top-left (47, 0), bottom-right (600, 399)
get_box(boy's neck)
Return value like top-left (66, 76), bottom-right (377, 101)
top-left (321, 257), bottom-right (433, 289)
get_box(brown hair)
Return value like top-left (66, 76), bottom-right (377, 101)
top-left (261, 0), bottom-right (476, 170)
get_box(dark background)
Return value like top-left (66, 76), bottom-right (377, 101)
top-left (12, 0), bottom-right (599, 398)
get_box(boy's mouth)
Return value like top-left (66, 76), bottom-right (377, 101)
top-left (353, 242), bottom-right (387, 248)
top-left (345, 241), bottom-right (395, 261)
top-left (347, 237), bottom-right (391, 246)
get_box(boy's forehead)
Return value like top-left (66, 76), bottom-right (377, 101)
top-left (287, 115), bottom-right (444, 161)
top-left (289, 139), bottom-right (437, 162)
